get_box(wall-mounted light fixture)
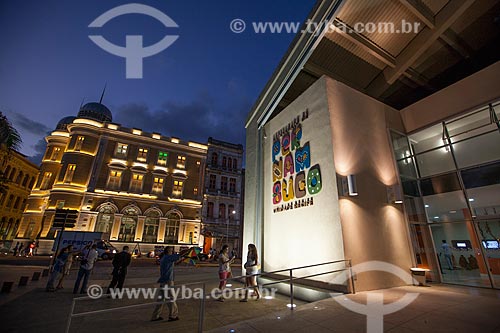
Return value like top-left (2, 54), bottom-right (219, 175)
top-left (339, 174), bottom-right (358, 197)
top-left (387, 185), bottom-right (403, 204)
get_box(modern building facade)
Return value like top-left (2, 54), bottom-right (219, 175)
top-left (0, 149), bottom-right (38, 241)
top-left (244, 0), bottom-right (500, 292)
top-left (201, 138), bottom-right (244, 255)
top-left (16, 102), bottom-right (208, 253)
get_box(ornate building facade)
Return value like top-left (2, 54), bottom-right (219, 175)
top-left (0, 149), bottom-right (38, 241)
top-left (16, 102), bottom-right (207, 253)
top-left (201, 138), bottom-right (244, 254)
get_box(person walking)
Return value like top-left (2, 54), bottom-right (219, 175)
top-left (217, 245), bottom-right (235, 302)
top-left (73, 244), bottom-right (98, 294)
top-left (151, 246), bottom-right (183, 322)
top-left (441, 240), bottom-right (453, 270)
top-left (107, 246), bottom-right (132, 293)
top-left (12, 242), bottom-right (19, 256)
top-left (17, 243), bottom-right (24, 256)
top-left (46, 245), bottom-right (73, 291)
top-left (56, 245), bottom-right (74, 289)
top-left (240, 243), bottom-right (261, 302)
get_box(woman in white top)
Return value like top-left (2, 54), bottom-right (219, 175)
top-left (217, 245), bottom-right (234, 302)
top-left (241, 243), bottom-right (261, 301)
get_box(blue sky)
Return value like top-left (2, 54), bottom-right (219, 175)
top-left (0, 0), bottom-right (315, 162)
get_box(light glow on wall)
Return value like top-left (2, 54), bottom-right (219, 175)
top-left (167, 197), bottom-right (201, 205)
top-left (95, 189), bottom-right (157, 199)
top-left (50, 131), bottom-right (70, 137)
top-left (152, 133), bottom-right (161, 139)
top-left (171, 138), bottom-right (180, 144)
top-left (188, 142), bottom-right (208, 150)
top-left (132, 129), bottom-right (142, 135)
top-left (107, 124), bottom-right (119, 130)
top-left (110, 158), bottom-right (128, 166)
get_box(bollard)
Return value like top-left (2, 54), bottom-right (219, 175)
top-left (19, 276), bottom-right (29, 287)
top-left (42, 269), bottom-right (49, 277)
top-left (1, 282), bottom-right (14, 293)
top-left (32, 272), bottom-right (41, 281)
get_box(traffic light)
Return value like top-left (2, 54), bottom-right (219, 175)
top-left (53, 209), bottom-right (78, 229)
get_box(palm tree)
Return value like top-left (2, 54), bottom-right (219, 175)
top-left (0, 112), bottom-right (22, 194)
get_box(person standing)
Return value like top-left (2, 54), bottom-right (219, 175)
top-left (56, 245), bottom-right (74, 289)
top-left (240, 244), bottom-right (261, 302)
top-left (441, 240), bottom-right (453, 270)
top-left (107, 246), bottom-right (132, 293)
top-left (217, 245), bottom-right (235, 302)
top-left (73, 244), bottom-right (98, 294)
top-left (151, 246), bottom-right (183, 322)
top-left (17, 243), bottom-right (24, 256)
top-left (46, 245), bottom-right (73, 291)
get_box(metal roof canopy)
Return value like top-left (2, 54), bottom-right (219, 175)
top-left (247, 0), bottom-right (500, 129)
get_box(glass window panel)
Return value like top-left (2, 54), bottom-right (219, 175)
top-left (430, 222), bottom-right (491, 287)
top-left (466, 184), bottom-right (500, 220)
top-left (414, 148), bottom-right (456, 177)
top-left (420, 172), bottom-right (461, 196)
top-left (423, 190), bottom-right (468, 223)
top-left (402, 179), bottom-right (420, 197)
top-left (452, 131), bottom-right (500, 168)
top-left (409, 123), bottom-right (446, 154)
top-left (404, 197), bottom-right (427, 223)
top-left (461, 162), bottom-right (500, 189)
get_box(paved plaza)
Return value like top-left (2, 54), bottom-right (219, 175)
top-left (1, 256), bottom-right (500, 332)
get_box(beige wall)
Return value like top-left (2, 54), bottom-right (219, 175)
top-left (325, 77), bottom-right (415, 291)
top-left (401, 61), bottom-right (500, 132)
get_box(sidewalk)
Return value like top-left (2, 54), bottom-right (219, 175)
top-left (207, 284), bottom-right (500, 332)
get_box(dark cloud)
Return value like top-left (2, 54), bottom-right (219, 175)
top-left (28, 136), bottom-right (48, 165)
top-left (114, 94), bottom-right (249, 146)
top-left (10, 112), bottom-right (51, 136)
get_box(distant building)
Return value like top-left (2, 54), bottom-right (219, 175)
top-left (16, 102), bottom-right (208, 253)
top-left (201, 138), bottom-right (244, 255)
top-left (0, 148), bottom-right (38, 241)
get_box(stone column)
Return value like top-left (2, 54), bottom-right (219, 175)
top-left (135, 216), bottom-right (145, 242)
top-left (111, 214), bottom-right (123, 240)
top-left (158, 218), bottom-right (167, 243)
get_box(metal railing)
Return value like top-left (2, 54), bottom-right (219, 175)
top-left (65, 259), bottom-right (353, 333)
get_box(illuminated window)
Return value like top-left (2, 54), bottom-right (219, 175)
top-left (157, 151), bottom-right (168, 165)
top-left (75, 136), bottom-right (85, 151)
top-left (64, 164), bottom-right (76, 183)
top-left (209, 175), bottom-right (216, 190)
top-left (115, 143), bottom-right (128, 157)
top-left (137, 147), bottom-right (148, 162)
top-left (176, 155), bottom-right (186, 168)
top-left (221, 176), bottom-right (228, 192)
top-left (50, 147), bottom-right (61, 161)
top-left (107, 170), bottom-right (122, 190)
top-left (229, 178), bottom-right (236, 193)
top-left (152, 177), bottom-right (164, 193)
top-left (196, 161), bottom-right (201, 167)
top-left (193, 187), bottom-right (198, 195)
top-left (40, 172), bottom-right (52, 190)
top-left (172, 180), bottom-right (184, 197)
top-left (130, 173), bottom-right (144, 192)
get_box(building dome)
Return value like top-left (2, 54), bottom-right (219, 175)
top-left (55, 116), bottom-right (77, 131)
top-left (77, 102), bottom-right (112, 123)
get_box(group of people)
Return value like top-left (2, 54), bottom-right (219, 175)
top-left (12, 241), bottom-right (38, 257)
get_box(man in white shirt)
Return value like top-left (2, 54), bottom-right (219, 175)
top-left (441, 240), bottom-right (453, 270)
top-left (73, 244), bottom-right (99, 294)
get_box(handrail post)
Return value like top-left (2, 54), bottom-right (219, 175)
top-left (198, 282), bottom-right (205, 333)
top-left (65, 298), bottom-right (76, 333)
top-left (289, 269), bottom-right (294, 310)
top-left (349, 259), bottom-right (355, 294)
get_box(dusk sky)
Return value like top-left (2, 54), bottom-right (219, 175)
top-left (0, 0), bottom-right (315, 163)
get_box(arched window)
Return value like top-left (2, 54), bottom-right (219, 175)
top-left (22, 174), bottom-right (29, 187)
top-left (13, 197), bottom-right (21, 209)
top-left (142, 210), bottom-right (160, 243)
top-left (6, 195), bottom-right (14, 208)
top-left (28, 176), bottom-right (36, 189)
top-left (16, 171), bottom-right (23, 184)
top-left (219, 203), bottom-right (226, 219)
top-left (233, 159), bottom-right (237, 170)
top-left (9, 168), bottom-right (16, 181)
top-left (0, 217), bottom-right (7, 238)
top-left (211, 152), bottom-right (218, 166)
top-left (95, 205), bottom-right (115, 234)
top-left (118, 206), bottom-right (139, 242)
top-left (207, 202), bottom-right (214, 218)
top-left (165, 212), bottom-right (180, 244)
top-left (3, 165), bottom-right (11, 179)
